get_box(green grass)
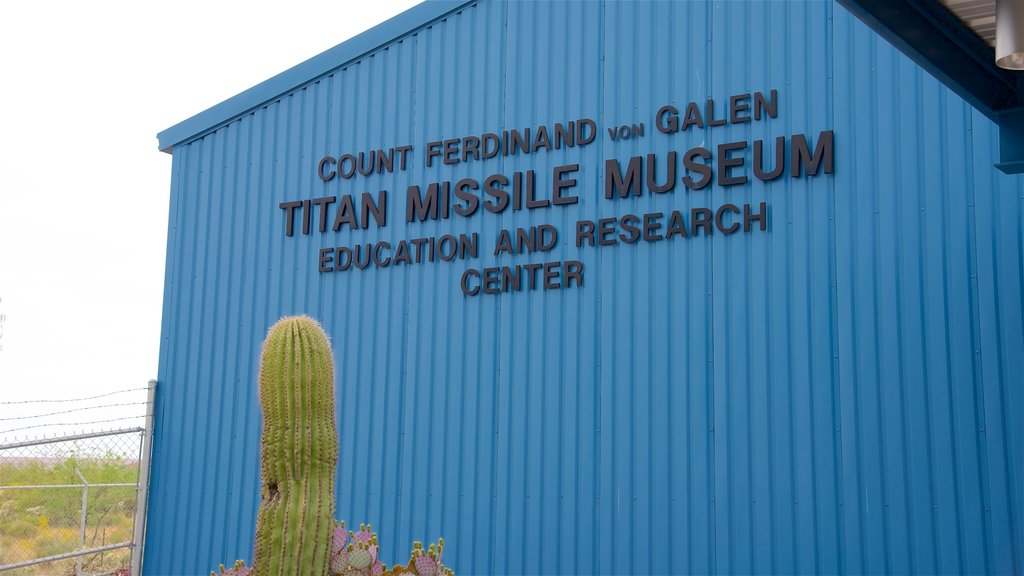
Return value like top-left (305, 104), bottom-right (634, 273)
top-left (0, 455), bottom-right (137, 575)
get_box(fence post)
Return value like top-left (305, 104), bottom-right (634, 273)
top-left (130, 380), bottom-right (157, 576)
top-left (75, 468), bottom-right (88, 576)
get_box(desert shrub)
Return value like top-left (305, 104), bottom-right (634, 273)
top-left (6, 518), bottom-right (38, 538)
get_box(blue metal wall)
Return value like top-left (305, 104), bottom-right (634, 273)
top-left (147, 1), bottom-right (1023, 574)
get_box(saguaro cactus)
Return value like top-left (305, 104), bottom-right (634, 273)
top-left (252, 315), bottom-right (339, 575)
top-left (213, 315), bottom-right (452, 576)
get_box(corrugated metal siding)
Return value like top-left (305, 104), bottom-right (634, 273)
top-left (146, 1), bottom-right (1023, 574)
top-left (833, 9), bottom-right (1023, 573)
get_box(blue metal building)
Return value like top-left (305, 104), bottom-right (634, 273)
top-left (149, 1), bottom-right (1023, 574)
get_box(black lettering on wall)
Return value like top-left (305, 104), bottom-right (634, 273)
top-left (605, 156), bottom-right (643, 199)
top-left (791, 130), bottom-right (834, 177)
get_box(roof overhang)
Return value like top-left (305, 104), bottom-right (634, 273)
top-left (838, 0), bottom-right (1024, 174)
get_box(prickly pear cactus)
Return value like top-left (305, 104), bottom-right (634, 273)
top-left (330, 521), bottom-right (350, 574)
top-left (331, 522), bottom-right (387, 576)
top-left (382, 539), bottom-right (453, 576)
top-left (252, 315), bottom-right (338, 575)
top-left (212, 560), bottom-right (251, 576)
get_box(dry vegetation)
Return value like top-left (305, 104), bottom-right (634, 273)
top-left (0, 456), bottom-right (136, 575)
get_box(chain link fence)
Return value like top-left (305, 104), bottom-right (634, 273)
top-left (0, 383), bottom-right (155, 576)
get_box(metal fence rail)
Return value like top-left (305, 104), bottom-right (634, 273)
top-left (0, 381), bottom-right (155, 576)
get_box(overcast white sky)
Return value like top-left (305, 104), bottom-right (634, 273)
top-left (0, 0), bottom-right (420, 442)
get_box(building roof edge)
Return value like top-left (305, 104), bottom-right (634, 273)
top-left (156, 0), bottom-right (474, 153)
